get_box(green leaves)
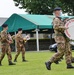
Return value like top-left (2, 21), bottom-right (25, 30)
top-left (13, 0), bottom-right (74, 15)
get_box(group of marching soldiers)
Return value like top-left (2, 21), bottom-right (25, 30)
top-left (0, 24), bottom-right (27, 66)
top-left (1, 7), bottom-right (74, 70)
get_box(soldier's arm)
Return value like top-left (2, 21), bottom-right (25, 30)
top-left (53, 18), bottom-right (66, 30)
top-left (12, 35), bottom-right (15, 40)
top-left (23, 38), bottom-right (27, 43)
top-left (16, 35), bottom-right (24, 46)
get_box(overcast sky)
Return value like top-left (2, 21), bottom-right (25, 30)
top-left (0, 0), bottom-right (27, 17)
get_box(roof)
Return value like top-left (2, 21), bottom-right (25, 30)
top-left (0, 14), bottom-right (54, 32)
top-left (0, 18), bottom-right (8, 26)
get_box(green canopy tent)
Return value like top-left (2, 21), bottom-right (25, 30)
top-left (0, 14), bottom-right (54, 32)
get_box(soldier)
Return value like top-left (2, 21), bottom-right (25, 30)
top-left (54, 18), bottom-right (74, 64)
top-left (0, 24), bottom-right (15, 66)
top-left (45, 7), bottom-right (74, 70)
top-left (14, 28), bottom-right (27, 62)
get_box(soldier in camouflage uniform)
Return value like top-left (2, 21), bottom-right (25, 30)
top-left (0, 24), bottom-right (15, 66)
top-left (54, 18), bottom-right (74, 64)
top-left (14, 28), bottom-right (27, 62)
top-left (45, 7), bottom-right (74, 70)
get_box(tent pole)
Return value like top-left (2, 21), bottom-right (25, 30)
top-left (15, 32), bottom-right (17, 52)
top-left (36, 28), bottom-right (39, 51)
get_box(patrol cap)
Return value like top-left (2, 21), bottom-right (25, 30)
top-left (2, 24), bottom-right (8, 28)
top-left (54, 7), bottom-right (62, 11)
top-left (18, 28), bottom-right (22, 31)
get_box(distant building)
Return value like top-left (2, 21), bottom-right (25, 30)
top-left (0, 17), bottom-right (8, 26)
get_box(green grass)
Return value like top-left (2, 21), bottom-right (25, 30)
top-left (0, 51), bottom-right (74, 75)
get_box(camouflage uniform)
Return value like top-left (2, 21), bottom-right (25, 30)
top-left (49, 17), bottom-right (71, 64)
top-left (45, 7), bottom-right (74, 70)
top-left (54, 18), bottom-right (74, 63)
top-left (14, 33), bottom-right (26, 62)
top-left (0, 30), bottom-right (13, 64)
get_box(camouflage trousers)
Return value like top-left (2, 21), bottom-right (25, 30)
top-left (14, 46), bottom-right (25, 60)
top-left (49, 42), bottom-right (72, 64)
top-left (0, 44), bottom-right (12, 62)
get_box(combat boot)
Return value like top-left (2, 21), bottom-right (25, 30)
top-left (54, 61), bottom-right (59, 64)
top-left (22, 59), bottom-right (28, 62)
top-left (9, 61), bottom-right (16, 65)
top-left (14, 59), bottom-right (17, 62)
top-left (71, 58), bottom-right (74, 63)
top-left (71, 60), bottom-right (74, 63)
top-left (45, 61), bottom-right (52, 70)
top-left (67, 64), bottom-right (74, 69)
top-left (0, 61), bottom-right (2, 66)
top-left (22, 57), bottom-right (28, 62)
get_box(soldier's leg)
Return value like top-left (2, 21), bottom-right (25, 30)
top-left (45, 42), bottom-right (65, 70)
top-left (6, 46), bottom-right (12, 61)
top-left (21, 47), bottom-right (27, 62)
top-left (49, 43), bottom-right (65, 63)
top-left (54, 53), bottom-right (64, 64)
top-left (71, 57), bottom-right (74, 63)
top-left (14, 47), bottom-right (21, 62)
top-left (0, 45), bottom-right (6, 65)
top-left (21, 47), bottom-right (25, 61)
top-left (69, 45), bottom-right (74, 63)
top-left (65, 42), bottom-right (74, 69)
top-left (6, 45), bottom-right (15, 65)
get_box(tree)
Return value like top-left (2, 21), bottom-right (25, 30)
top-left (60, 0), bottom-right (74, 15)
top-left (13, 0), bottom-right (62, 15)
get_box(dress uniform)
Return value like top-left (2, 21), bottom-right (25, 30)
top-left (14, 28), bottom-right (27, 62)
top-left (0, 24), bottom-right (15, 66)
top-left (45, 7), bottom-right (74, 70)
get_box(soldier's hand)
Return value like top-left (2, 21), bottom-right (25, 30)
top-left (8, 40), bottom-right (12, 44)
top-left (65, 27), bottom-right (69, 29)
top-left (20, 45), bottom-right (22, 47)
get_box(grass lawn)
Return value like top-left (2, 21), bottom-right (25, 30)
top-left (0, 51), bottom-right (74, 75)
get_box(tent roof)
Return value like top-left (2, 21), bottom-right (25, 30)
top-left (0, 13), bottom-right (74, 32)
top-left (0, 14), bottom-right (54, 32)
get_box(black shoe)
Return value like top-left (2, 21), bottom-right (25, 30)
top-left (67, 64), bottom-right (74, 69)
top-left (54, 61), bottom-right (59, 64)
top-left (45, 61), bottom-right (51, 70)
top-left (22, 60), bottom-right (28, 62)
top-left (60, 57), bottom-right (64, 60)
top-left (14, 60), bottom-right (17, 62)
top-left (0, 61), bottom-right (2, 66)
top-left (71, 59), bottom-right (74, 63)
top-left (9, 63), bottom-right (16, 65)
top-left (0, 64), bottom-right (2, 66)
top-left (9, 61), bottom-right (16, 65)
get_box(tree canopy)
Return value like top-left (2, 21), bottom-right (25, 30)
top-left (60, 0), bottom-right (74, 15)
top-left (13, 0), bottom-right (74, 15)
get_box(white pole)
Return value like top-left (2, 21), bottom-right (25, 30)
top-left (15, 32), bottom-right (17, 52)
top-left (36, 28), bottom-right (39, 51)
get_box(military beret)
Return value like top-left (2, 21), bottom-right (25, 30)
top-left (2, 24), bottom-right (8, 28)
top-left (18, 28), bottom-right (22, 31)
top-left (54, 7), bottom-right (62, 11)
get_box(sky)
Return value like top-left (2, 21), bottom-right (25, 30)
top-left (0, 0), bottom-right (27, 18)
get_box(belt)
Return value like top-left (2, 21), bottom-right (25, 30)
top-left (55, 34), bottom-right (63, 36)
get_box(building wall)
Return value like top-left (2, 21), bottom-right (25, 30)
top-left (0, 18), bottom-right (8, 26)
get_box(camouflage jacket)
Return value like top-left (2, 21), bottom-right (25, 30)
top-left (53, 17), bottom-right (69, 43)
top-left (0, 30), bottom-right (9, 44)
top-left (15, 33), bottom-right (24, 47)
